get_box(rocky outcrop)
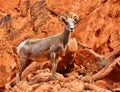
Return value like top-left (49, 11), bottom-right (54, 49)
top-left (0, 38), bottom-right (16, 87)
top-left (0, 0), bottom-right (120, 91)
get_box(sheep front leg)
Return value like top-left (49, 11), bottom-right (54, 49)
top-left (50, 52), bottom-right (58, 80)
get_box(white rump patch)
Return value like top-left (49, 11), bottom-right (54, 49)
top-left (17, 40), bottom-right (27, 55)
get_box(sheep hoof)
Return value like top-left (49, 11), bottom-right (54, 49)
top-left (52, 77), bottom-right (58, 81)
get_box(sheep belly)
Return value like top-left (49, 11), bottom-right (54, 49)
top-left (28, 49), bottom-right (50, 62)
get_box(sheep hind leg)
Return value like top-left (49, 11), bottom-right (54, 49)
top-left (16, 57), bottom-right (31, 83)
top-left (50, 52), bottom-right (58, 80)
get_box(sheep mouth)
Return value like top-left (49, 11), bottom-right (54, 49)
top-left (70, 28), bottom-right (74, 32)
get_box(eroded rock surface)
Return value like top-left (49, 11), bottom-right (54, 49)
top-left (0, 0), bottom-right (120, 91)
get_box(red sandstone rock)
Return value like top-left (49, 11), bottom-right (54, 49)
top-left (34, 83), bottom-right (56, 92)
top-left (8, 81), bottom-right (32, 92)
top-left (64, 81), bottom-right (85, 92)
top-left (59, 88), bottom-right (72, 92)
top-left (95, 80), bottom-right (108, 89)
top-left (0, 0), bottom-right (19, 13)
top-left (0, 38), bottom-right (16, 87)
top-left (0, 0), bottom-right (120, 91)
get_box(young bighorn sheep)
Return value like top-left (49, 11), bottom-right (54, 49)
top-left (16, 13), bottom-right (79, 82)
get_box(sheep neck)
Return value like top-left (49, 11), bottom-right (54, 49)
top-left (63, 26), bottom-right (71, 47)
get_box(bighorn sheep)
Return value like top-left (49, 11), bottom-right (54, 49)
top-left (16, 13), bottom-right (79, 82)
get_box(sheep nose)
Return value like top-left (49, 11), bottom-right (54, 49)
top-left (70, 28), bottom-right (74, 31)
top-left (70, 28), bottom-right (74, 30)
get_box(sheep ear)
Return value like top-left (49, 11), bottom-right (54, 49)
top-left (59, 13), bottom-right (68, 23)
top-left (72, 13), bottom-right (79, 23)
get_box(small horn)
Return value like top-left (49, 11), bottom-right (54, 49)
top-left (60, 13), bottom-right (68, 19)
top-left (72, 13), bottom-right (79, 23)
top-left (59, 13), bottom-right (68, 22)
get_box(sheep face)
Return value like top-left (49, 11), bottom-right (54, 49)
top-left (65, 18), bottom-right (75, 32)
top-left (60, 13), bottom-right (79, 32)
